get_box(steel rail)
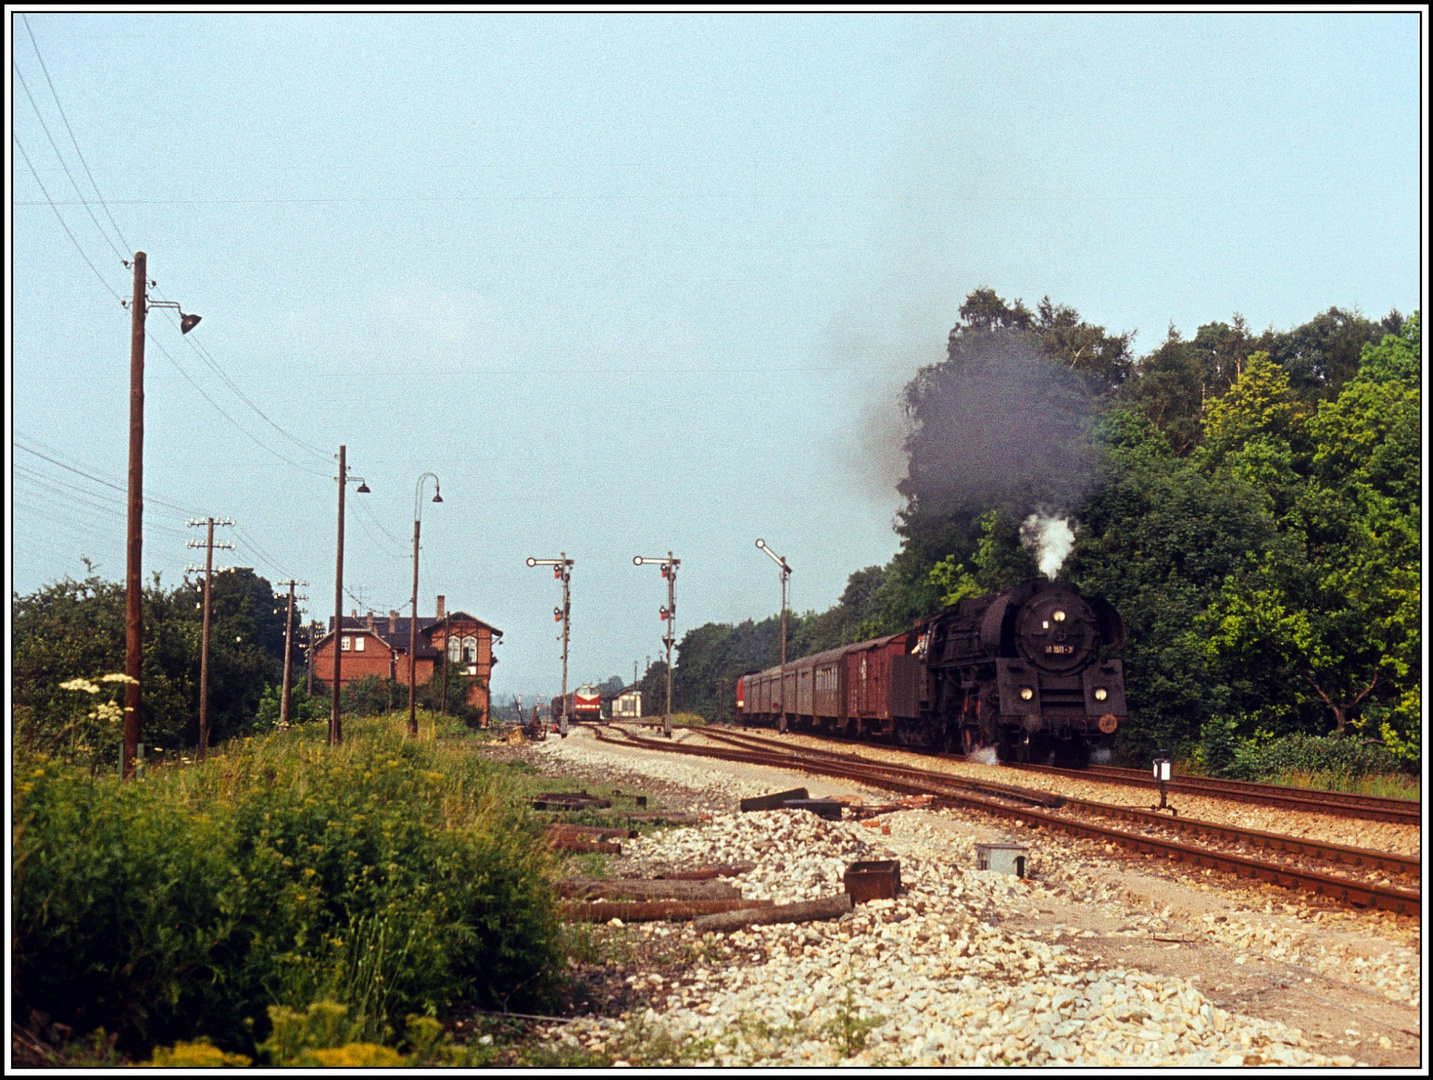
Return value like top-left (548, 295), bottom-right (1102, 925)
top-left (698, 727), bottom-right (1420, 878)
top-left (599, 726), bottom-right (1421, 915)
top-left (1008, 762), bottom-right (1421, 825)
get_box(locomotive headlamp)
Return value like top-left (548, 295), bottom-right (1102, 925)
top-left (1019, 687), bottom-right (1034, 701)
top-left (1053, 610), bottom-right (1066, 622)
top-left (1094, 688), bottom-right (1108, 702)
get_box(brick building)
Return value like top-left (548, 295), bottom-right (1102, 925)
top-left (312, 595), bottom-right (501, 718)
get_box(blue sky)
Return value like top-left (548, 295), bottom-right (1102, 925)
top-left (9, 11), bottom-right (1424, 703)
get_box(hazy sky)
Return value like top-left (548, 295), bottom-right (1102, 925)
top-left (9, 11), bottom-right (1424, 703)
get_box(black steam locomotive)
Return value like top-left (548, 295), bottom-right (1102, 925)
top-left (736, 579), bottom-right (1126, 767)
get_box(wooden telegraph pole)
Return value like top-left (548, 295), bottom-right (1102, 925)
top-left (186, 516), bottom-right (235, 759)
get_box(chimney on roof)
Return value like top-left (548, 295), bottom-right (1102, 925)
top-left (389, 610), bottom-right (398, 635)
top-left (351, 608), bottom-right (357, 618)
top-left (436, 594), bottom-right (446, 620)
top-left (366, 611), bottom-right (374, 631)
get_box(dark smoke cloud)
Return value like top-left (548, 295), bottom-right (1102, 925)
top-left (902, 331), bottom-right (1102, 518)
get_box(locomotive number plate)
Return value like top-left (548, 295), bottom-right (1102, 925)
top-left (1044, 645), bottom-right (1074, 655)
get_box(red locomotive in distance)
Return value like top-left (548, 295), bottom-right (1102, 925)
top-left (551, 684), bottom-right (602, 727)
top-left (737, 579), bottom-right (1126, 767)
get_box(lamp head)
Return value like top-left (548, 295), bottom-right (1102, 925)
top-left (355, 481), bottom-right (370, 493)
top-left (432, 489), bottom-right (443, 503)
top-left (180, 313), bottom-right (202, 334)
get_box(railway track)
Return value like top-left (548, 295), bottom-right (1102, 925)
top-left (596, 724), bottom-right (1421, 915)
top-left (712, 722), bottom-right (1419, 825)
top-left (1005, 762), bottom-right (1421, 826)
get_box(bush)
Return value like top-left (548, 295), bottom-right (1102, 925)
top-left (13, 716), bottom-right (563, 1059)
top-left (1220, 731), bottom-right (1412, 781)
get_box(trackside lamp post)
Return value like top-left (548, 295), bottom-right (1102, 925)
top-left (1151, 750), bottom-right (1177, 815)
top-left (409, 473), bottom-right (443, 737)
top-left (755, 539), bottom-right (793, 734)
top-left (634, 552), bottom-right (680, 738)
top-left (527, 555), bottom-right (574, 737)
top-left (330, 446), bottom-right (370, 747)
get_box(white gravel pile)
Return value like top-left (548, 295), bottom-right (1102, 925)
top-left (551, 809), bottom-right (1356, 1067)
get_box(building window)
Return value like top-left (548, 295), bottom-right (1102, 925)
top-left (354, 636), bottom-right (365, 652)
top-left (448, 637), bottom-right (462, 662)
top-left (462, 636), bottom-right (477, 664)
top-left (341, 636), bottom-right (351, 651)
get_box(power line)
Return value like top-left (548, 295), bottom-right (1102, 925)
top-left (12, 55), bottom-right (127, 264)
top-left (20, 13), bottom-right (134, 257)
top-left (12, 132), bottom-right (125, 303)
top-left (141, 329), bottom-right (333, 479)
top-left (15, 437), bottom-right (208, 518)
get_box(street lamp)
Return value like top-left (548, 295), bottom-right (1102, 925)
top-left (408, 473), bottom-right (443, 736)
top-left (330, 446), bottom-right (369, 747)
top-left (634, 552), bottom-right (680, 738)
top-left (755, 539), bottom-right (793, 734)
top-left (527, 555), bottom-right (573, 737)
top-left (119, 253), bottom-right (201, 780)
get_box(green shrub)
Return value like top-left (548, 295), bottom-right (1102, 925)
top-left (1220, 731), bottom-right (1413, 781)
top-left (13, 716), bottom-right (562, 1059)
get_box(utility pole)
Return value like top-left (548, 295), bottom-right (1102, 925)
top-left (330, 446), bottom-right (369, 746)
top-left (409, 474), bottom-right (442, 737)
top-left (439, 608), bottom-right (450, 716)
top-left (274, 580), bottom-right (308, 729)
top-left (634, 552), bottom-right (679, 738)
top-left (186, 517), bottom-right (235, 759)
top-left (755, 539), bottom-right (793, 734)
top-left (526, 554), bottom-right (573, 737)
top-left (306, 620), bottom-right (318, 696)
top-left (121, 254), bottom-right (200, 780)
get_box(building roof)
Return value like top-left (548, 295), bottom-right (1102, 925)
top-left (319, 612), bottom-right (503, 659)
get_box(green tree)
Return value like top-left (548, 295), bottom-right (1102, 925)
top-left (1201, 314), bottom-right (1421, 753)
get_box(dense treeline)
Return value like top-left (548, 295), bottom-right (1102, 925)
top-left (668, 295), bottom-right (1420, 768)
top-left (12, 567), bottom-right (292, 767)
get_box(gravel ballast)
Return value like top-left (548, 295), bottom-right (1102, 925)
top-left (521, 726), bottom-right (1420, 1068)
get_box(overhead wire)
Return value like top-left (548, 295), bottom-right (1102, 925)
top-left (21, 13), bottom-right (135, 257)
top-left (16, 28), bottom-right (333, 482)
top-left (141, 328), bottom-right (333, 479)
top-left (12, 56), bottom-right (128, 264)
top-left (12, 132), bottom-right (125, 304)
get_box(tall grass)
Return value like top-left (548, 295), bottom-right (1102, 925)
top-left (12, 712), bottom-right (563, 1059)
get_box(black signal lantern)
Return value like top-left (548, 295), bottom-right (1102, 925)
top-left (659, 606), bottom-right (669, 621)
top-left (554, 606), bottom-right (564, 622)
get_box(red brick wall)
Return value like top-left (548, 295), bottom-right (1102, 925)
top-left (313, 631), bottom-right (393, 687)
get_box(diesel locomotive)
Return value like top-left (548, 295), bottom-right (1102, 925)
top-left (736, 579), bottom-right (1126, 767)
top-left (551, 684), bottom-right (603, 726)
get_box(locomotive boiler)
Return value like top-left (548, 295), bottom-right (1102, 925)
top-left (736, 579), bottom-right (1126, 767)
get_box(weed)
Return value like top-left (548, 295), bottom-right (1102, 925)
top-left (574, 851), bottom-right (611, 878)
top-left (820, 965), bottom-right (885, 1058)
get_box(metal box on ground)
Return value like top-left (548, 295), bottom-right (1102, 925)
top-left (844, 860), bottom-right (901, 903)
top-left (976, 842), bottom-right (1028, 877)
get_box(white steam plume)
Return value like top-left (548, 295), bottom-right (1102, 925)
top-left (1021, 514), bottom-right (1076, 581)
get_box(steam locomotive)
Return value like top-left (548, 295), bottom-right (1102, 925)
top-left (736, 579), bottom-right (1125, 767)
